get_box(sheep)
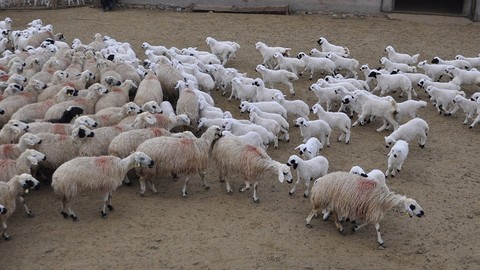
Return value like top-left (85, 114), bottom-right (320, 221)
top-left (326, 52), bottom-right (359, 79)
top-left (119, 112), bottom-right (190, 131)
top-left (141, 42), bottom-right (168, 56)
top-left (159, 101), bottom-right (175, 116)
top-left (0, 173), bottom-right (40, 240)
top-left (455, 54), bottom-right (480, 69)
top-left (425, 86), bottom-right (465, 115)
top-left (255, 64), bottom-right (298, 96)
top-left (0, 119), bottom-right (29, 144)
top-left (33, 125), bottom-right (95, 172)
top-left (95, 80), bottom-right (136, 113)
top-left (44, 83), bottom-right (109, 120)
top-left (294, 117), bottom-right (331, 147)
top-left (272, 92), bottom-right (310, 120)
top-left (391, 69), bottom-right (431, 88)
top-left (417, 61), bottom-right (452, 82)
top-left (51, 152), bottom-right (154, 221)
top-left (81, 102), bottom-right (142, 127)
top-left (308, 83), bottom-right (350, 111)
top-left (297, 52), bottom-right (336, 80)
top-left (0, 204), bottom-right (5, 215)
top-left (384, 46), bottom-right (419, 65)
top-left (254, 41), bottom-right (291, 69)
top-left (136, 125), bottom-right (223, 197)
top-left (324, 75), bottom-right (369, 91)
top-left (229, 76), bottom-right (257, 102)
top-left (294, 137), bottom-right (323, 160)
top-left (211, 135), bottom-right (292, 203)
top-left (133, 69), bottom-right (163, 106)
top-left (252, 78), bottom-right (284, 102)
top-left (469, 98), bottom-right (480, 128)
top-left (311, 103), bottom-right (351, 144)
top-left (369, 70), bottom-right (414, 99)
top-left (352, 91), bottom-right (399, 132)
top-left (223, 119), bottom-right (278, 149)
top-left (305, 171), bottom-right (425, 248)
top-left (0, 81), bottom-right (46, 127)
top-left (77, 112), bottom-right (157, 157)
top-left (359, 64), bottom-right (389, 88)
top-left (431, 56), bottom-right (471, 70)
top-left (221, 130), bottom-right (266, 150)
top-left (249, 111), bottom-right (286, 143)
top-left (175, 87), bottom-right (199, 129)
top-left (286, 154), bottom-right (329, 197)
top-left (309, 48), bottom-right (349, 58)
top-left (395, 100), bottom-right (427, 123)
top-left (0, 133), bottom-right (42, 160)
top-left (444, 66), bottom-right (480, 86)
top-left (239, 100), bottom-right (288, 119)
top-left (380, 57), bottom-right (417, 73)
top-left (450, 95), bottom-right (477, 125)
top-left (154, 56), bottom-right (182, 108)
top-left (385, 118), bottom-right (429, 149)
top-left (205, 37), bottom-right (240, 66)
top-left (26, 115), bottom-right (97, 135)
top-left (247, 104), bottom-right (289, 132)
top-left (418, 78), bottom-right (461, 91)
top-left (317, 37), bottom-right (349, 55)
top-left (273, 52), bottom-right (306, 76)
top-left (385, 140), bottom-right (409, 178)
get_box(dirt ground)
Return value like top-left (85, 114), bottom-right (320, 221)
top-left (1, 6), bottom-right (480, 270)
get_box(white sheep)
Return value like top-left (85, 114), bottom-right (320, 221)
top-left (141, 42), bottom-right (168, 56)
top-left (211, 135), bottom-right (292, 203)
top-left (418, 78), bottom-right (461, 91)
top-left (82, 102), bottom-right (142, 127)
top-left (380, 57), bottom-right (417, 73)
top-left (252, 78), bottom-right (284, 102)
top-left (136, 125), bottom-right (223, 197)
top-left (444, 66), bottom-right (480, 86)
top-left (0, 133), bottom-right (42, 160)
top-left (308, 83), bottom-right (349, 111)
top-left (385, 140), bottom-right (409, 178)
top-left (294, 117), bottom-right (331, 147)
top-left (133, 69), bottom-right (163, 106)
top-left (273, 52), bottom-right (306, 76)
top-left (223, 119), bottom-right (278, 149)
top-left (52, 152), bottom-right (154, 221)
top-left (0, 173), bottom-right (40, 240)
top-left (309, 48), bottom-right (349, 58)
top-left (417, 61), bottom-right (452, 82)
top-left (317, 37), bottom-right (349, 55)
top-left (286, 154), bottom-right (329, 197)
top-left (455, 54), bottom-right (480, 69)
top-left (369, 70), bottom-right (414, 99)
top-left (385, 118), bottom-right (429, 149)
top-left (324, 75), bottom-right (370, 91)
top-left (0, 120), bottom-right (29, 144)
top-left (326, 52), bottom-right (359, 78)
top-left (95, 80), bottom-right (137, 113)
top-left (450, 95), bottom-right (477, 125)
top-left (294, 137), bottom-right (323, 160)
top-left (431, 56), bottom-right (471, 70)
top-left (352, 91), bottom-right (399, 132)
top-left (254, 41), bottom-right (291, 69)
top-left (25, 115), bottom-right (97, 135)
top-left (205, 37), bottom-right (240, 66)
top-left (239, 100), bottom-right (288, 119)
top-left (395, 100), bottom-right (427, 123)
top-left (221, 130), bottom-right (266, 150)
top-left (297, 52), bottom-right (336, 80)
top-left (305, 171), bottom-right (425, 248)
top-left (249, 111), bottom-right (287, 143)
top-left (272, 92), bottom-right (310, 120)
top-left (425, 86), bottom-right (465, 115)
top-left (229, 76), bottom-right (257, 102)
top-left (469, 98), bottom-right (480, 128)
top-left (384, 46), bottom-right (419, 65)
top-left (311, 103), bottom-right (351, 144)
top-left (159, 101), bottom-right (175, 116)
top-left (255, 64), bottom-right (298, 96)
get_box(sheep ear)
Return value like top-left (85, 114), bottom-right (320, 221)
top-left (278, 167), bottom-right (285, 183)
top-left (303, 122), bottom-right (308, 127)
top-left (27, 156), bottom-right (38, 166)
top-left (294, 145), bottom-right (300, 150)
top-left (25, 138), bottom-right (35, 146)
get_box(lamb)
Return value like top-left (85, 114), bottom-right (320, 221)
top-left (294, 117), bottom-right (331, 147)
top-left (273, 52), bottom-right (306, 76)
top-left (255, 64), bottom-right (298, 96)
top-left (418, 78), bottom-right (461, 91)
top-left (81, 102), bottom-right (142, 127)
top-left (133, 69), bottom-right (163, 106)
top-left (390, 69), bottom-right (431, 88)
top-left (450, 95), bottom-right (477, 125)
top-left (309, 48), bottom-right (349, 58)
top-left (305, 171), bottom-right (424, 248)
top-left (469, 98), bottom-right (480, 128)
top-left (159, 101), bottom-right (175, 116)
top-left (272, 92), bottom-right (310, 120)
top-left (380, 57), bottom-right (417, 73)
top-left (229, 76), bottom-right (257, 102)
top-left (239, 101), bottom-right (288, 119)
top-left (308, 83), bottom-right (350, 111)
top-left (294, 137), bottom-right (323, 160)
top-left (0, 173), bottom-right (40, 240)
top-left (417, 61), bottom-right (452, 82)
top-left (26, 115), bottom-right (97, 135)
top-left (141, 42), bottom-right (168, 56)
top-left (247, 104), bottom-right (289, 133)
top-left (384, 118), bottom-right (429, 149)
top-left (431, 56), bottom-right (471, 70)
top-left (369, 70), bottom-right (415, 99)
top-left (286, 154), bottom-right (329, 197)
top-left (0, 133), bottom-right (42, 160)
top-left (119, 113), bottom-right (190, 131)
top-left (444, 66), bottom-right (480, 86)
top-left (0, 120), bottom-right (29, 144)
top-left (352, 91), bottom-right (399, 132)
top-left (254, 41), bottom-right (291, 69)
top-left (95, 80), bottom-right (136, 113)
top-left (317, 37), bottom-right (349, 55)
top-left (395, 100), bottom-right (427, 123)
top-left (252, 78), bottom-right (284, 102)
top-left (324, 75), bottom-right (369, 91)
top-left (51, 152), bottom-right (154, 221)
top-left (249, 111), bottom-right (287, 143)
top-left (297, 52), bottom-right (336, 80)
top-left (385, 140), bottom-right (409, 178)
top-left (211, 135), bottom-right (292, 203)
top-left (221, 130), bottom-right (266, 150)
top-left (455, 54), bottom-right (480, 69)
top-left (326, 52), bottom-right (359, 78)
top-left (384, 46), bottom-right (419, 65)
top-left (425, 86), bottom-right (465, 115)
top-left (135, 125), bottom-right (223, 197)
top-left (223, 119), bottom-right (278, 149)
top-left (205, 37), bottom-right (240, 66)
top-left (311, 103), bottom-right (351, 144)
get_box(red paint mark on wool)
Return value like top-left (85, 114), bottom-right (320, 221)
top-left (74, 99), bottom-right (86, 105)
top-left (100, 115), bottom-right (110, 121)
top-left (242, 144), bottom-right (262, 157)
top-left (356, 178), bottom-right (376, 193)
top-left (0, 74), bottom-right (9, 81)
top-left (155, 115), bottom-right (168, 127)
top-left (112, 88), bottom-right (122, 93)
top-left (151, 128), bottom-right (165, 137)
top-left (53, 124), bottom-right (66, 135)
top-left (94, 156), bottom-right (110, 170)
top-left (0, 160), bottom-right (13, 169)
top-left (114, 125), bottom-right (124, 132)
top-left (64, 82), bottom-right (76, 88)
top-left (1, 144), bottom-right (14, 156)
top-left (180, 138), bottom-right (194, 146)
top-left (57, 135), bottom-right (68, 142)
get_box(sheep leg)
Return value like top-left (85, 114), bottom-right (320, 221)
top-left (288, 176), bottom-right (301, 196)
top-left (16, 195), bottom-right (33, 217)
top-left (286, 81), bottom-right (295, 96)
top-left (1, 222), bottom-right (10, 240)
top-left (123, 175), bottom-right (132, 186)
top-left (332, 212), bottom-right (345, 234)
top-left (239, 181), bottom-right (250, 192)
top-left (199, 171), bottom-right (210, 189)
top-left (147, 181), bottom-right (158, 194)
top-left (65, 199), bottom-right (78, 222)
top-left (344, 128), bottom-right (350, 144)
top-left (305, 208), bottom-right (319, 228)
top-left (252, 181), bottom-right (259, 203)
top-left (101, 192), bottom-right (113, 218)
top-left (375, 223), bottom-right (385, 249)
top-left (139, 177), bottom-right (147, 196)
top-left (352, 221), bottom-right (369, 232)
top-left (303, 178), bottom-right (311, 198)
top-left (182, 175), bottom-right (190, 197)
top-left (419, 134), bottom-right (427, 148)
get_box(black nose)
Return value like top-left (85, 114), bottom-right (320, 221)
top-left (38, 140), bottom-right (42, 144)
top-left (0, 208), bottom-right (7, 214)
top-left (42, 156), bottom-right (46, 161)
top-left (417, 210), bottom-right (425, 217)
top-left (148, 160), bottom-right (155, 168)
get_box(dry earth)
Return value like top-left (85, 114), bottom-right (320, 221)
top-left (0, 7), bottom-right (480, 270)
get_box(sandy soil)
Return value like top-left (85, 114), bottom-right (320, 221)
top-left (1, 7), bottom-right (480, 270)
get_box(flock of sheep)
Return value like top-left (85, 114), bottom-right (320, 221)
top-left (0, 15), bottom-right (479, 249)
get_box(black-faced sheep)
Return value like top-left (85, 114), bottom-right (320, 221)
top-left (0, 133), bottom-right (42, 160)
top-left (51, 152), bottom-right (154, 221)
top-left (305, 171), bottom-right (424, 248)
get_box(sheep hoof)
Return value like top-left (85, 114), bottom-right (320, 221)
top-left (123, 181), bottom-right (132, 187)
top-left (27, 212), bottom-right (34, 218)
top-left (288, 192), bottom-right (294, 196)
top-left (338, 229), bottom-right (344, 234)
top-left (61, 211), bottom-right (69, 219)
top-left (101, 211), bottom-right (107, 218)
top-left (4, 235), bottom-right (11, 241)
top-left (107, 205), bottom-right (114, 211)
top-left (396, 169), bottom-right (400, 172)
top-left (349, 115), bottom-right (353, 119)
top-left (204, 185), bottom-right (210, 190)
top-left (419, 144), bottom-right (425, 149)
top-left (227, 190), bottom-right (233, 195)
top-left (378, 243), bottom-right (386, 250)
top-left (305, 223), bottom-right (313, 228)
top-left (71, 215), bottom-right (78, 222)
top-left (253, 198), bottom-right (260, 204)
top-left (469, 126), bottom-right (473, 129)
top-left (303, 193), bottom-right (308, 198)
top-left (352, 226), bottom-right (358, 233)
top-left (391, 174), bottom-right (395, 178)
